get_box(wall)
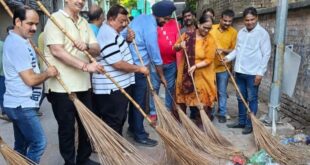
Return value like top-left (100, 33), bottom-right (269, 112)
top-left (197, 0), bottom-right (308, 19)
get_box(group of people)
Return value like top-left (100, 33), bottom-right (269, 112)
top-left (0, 0), bottom-right (271, 164)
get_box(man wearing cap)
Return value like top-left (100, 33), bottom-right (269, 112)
top-left (125, 0), bottom-right (176, 147)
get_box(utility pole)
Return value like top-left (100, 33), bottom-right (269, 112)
top-left (266, 0), bottom-right (289, 135)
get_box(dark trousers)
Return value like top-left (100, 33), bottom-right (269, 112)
top-left (235, 72), bottom-right (259, 128)
top-left (93, 86), bottom-right (132, 135)
top-left (128, 73), bottom-right (149, 140)
top-left (47, 91), bottom-right (92, 165)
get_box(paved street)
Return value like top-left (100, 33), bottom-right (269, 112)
top-left (0, 83), bottom-right (268, 164)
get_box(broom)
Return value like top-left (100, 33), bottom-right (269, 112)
top-left (217, 52), bottom-right (310, 164)
top-left (0, 136), bottom-right (37, 165)
top-left (129, 30), bottom-right (225, 163)
top-left (132, 41), bottom-right (223, 164)
top-left (131, 17), bottom-right (244, 162)
top-left (3, 1), bottom-right (157, 164)
top-left (36, 1), bottom-right (220, 164)
top-left (126, 17), bottom-right (193, 144)
top-left (173, 12), bottom-right (233, 147)
top-left (130, 38), bottom-right (193, 145)
top-left (145, 48), bottom-right (244, 161)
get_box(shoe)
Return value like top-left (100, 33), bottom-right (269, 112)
top-left (78, 159), bottom-right (100, 165)
top-left (218, 116), bottom-right (227, 123)
top-left (127, 129), bottom-right (149, 138)
top-left (242, 127), bottom-right (253, 135)
top-left (227, 122), bottom-right (245, 128)
top-left (149, 114), bottom-right (157, 121)
top-left (135, 137), bottom-right (158, 147)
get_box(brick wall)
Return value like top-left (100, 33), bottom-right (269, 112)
top-left (198, 1), bottom-right (310, 128)
top-left (197, 0), bottom-right (307, 19)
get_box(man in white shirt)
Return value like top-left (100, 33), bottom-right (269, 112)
top-left (3, 6), bottom-right (58, 163)
top-left (225, 7), bottom-right (271, 135)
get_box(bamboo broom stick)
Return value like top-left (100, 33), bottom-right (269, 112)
top-left (216, 51), bottom-right (310, 164)
top-left (129, 26), bottom-right (194, 145)
top-left (131, 41), bottom-right (222, 164)
top-left (173, 12), bottom-right (233, 147)
top-left (135, 17), bottom-right (245, 162)
top-left (144, 41), bottom-right (244, 161)
top-left (127, 22), bottom-right (218, 163)
top-left (36, 1), bottom-right (220, 164)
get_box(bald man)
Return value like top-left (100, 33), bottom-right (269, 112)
top-left (88, 4), bottom-right (105, 36)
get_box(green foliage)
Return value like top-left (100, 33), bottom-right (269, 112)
top-left (120, 0), bottom-right (137, 10)
top-left (185, 0), bottom-right (197, 11)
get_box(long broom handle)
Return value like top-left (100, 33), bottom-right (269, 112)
top-left (132, 39), bottom-right (155, 91)
top-left (35, 1), bottom-right (154, 125)
top-left (0, 0), bottom-right (72, 94)
top-left (126, 19), bottom-right (155, 91)
top-left (173, 13), bottom-right (204, 109)
top-left (216, 52), bottom-right (252, 114)
top-left (0, 0), bottom-right (13, 17)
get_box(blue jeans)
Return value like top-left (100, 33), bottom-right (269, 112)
top-left (216, 71), bottom-right (229, 117)
top-left (0, 76), bottom-right (5, 113)
top-left (128, 73), bottom-right (149, 140)
top-left (235, 72), bottom-right (259, 128)
top-left (149, 62), bottom-right (177, 115)
top-left (4, 106), bottom-right (46, 163)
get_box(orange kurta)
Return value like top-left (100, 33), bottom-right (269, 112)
top-left (175, 33), bottom-right (217, 107)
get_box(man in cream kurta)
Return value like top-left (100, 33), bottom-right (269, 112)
top-left (43, 0), bottom-right (101, 164)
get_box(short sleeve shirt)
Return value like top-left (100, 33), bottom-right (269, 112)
top-left (92, 23), bottom-right (135, 94)
top-left (3, 31), bottom-right (42, 108)
top-left (44, 10), bottom-right (98, 93)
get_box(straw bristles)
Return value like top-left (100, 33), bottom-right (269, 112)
top-left (251, 113), bottom-right (310, 165)
top-left (177, 108), bottom-right (245, 161)
top-left (199, 109), bottom-right (233, 147)
top-left (70, 94), bottom-right (157, 165)
top-left (153, 94), bottom-right (192, 145)
top-left (153, 94), bottom-right (221, 164)
top-left (0, 137), bottom-right (36, 165)
top-left (155, 127), bottom-right (219, 165)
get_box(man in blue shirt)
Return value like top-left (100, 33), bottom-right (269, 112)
top-left (88, 4), bottom-right (105, 36)
top-left (126, 0), bottom-right (176, 147)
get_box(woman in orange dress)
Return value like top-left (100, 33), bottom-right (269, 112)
top-left (174, 14), bottom-right (217, 122)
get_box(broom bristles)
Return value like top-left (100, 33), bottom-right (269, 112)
top-left (155, 126), bottom-right (219, 165)
top-left (250, 113), bottom-right (310, 165)
top-left (71, 96), bottom-right (157, 165)
top-left (0, 137), bottom-right (37, 165)
top-left (177, 108), bottom-right (245, 161)
top-left (153, 94), bottom-right (193, 145)
top-left (199, 109), bottom-right (233, 147)
top-left (153, 94), bottom-right (224, 164)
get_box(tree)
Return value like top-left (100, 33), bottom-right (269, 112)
top-left (120, 0), bottom-right (137, 10)
top-left (185, 0), bottom-right (197, 11)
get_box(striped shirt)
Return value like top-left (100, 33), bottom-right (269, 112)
top-left (92, 23), bottom-right (135, 94)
